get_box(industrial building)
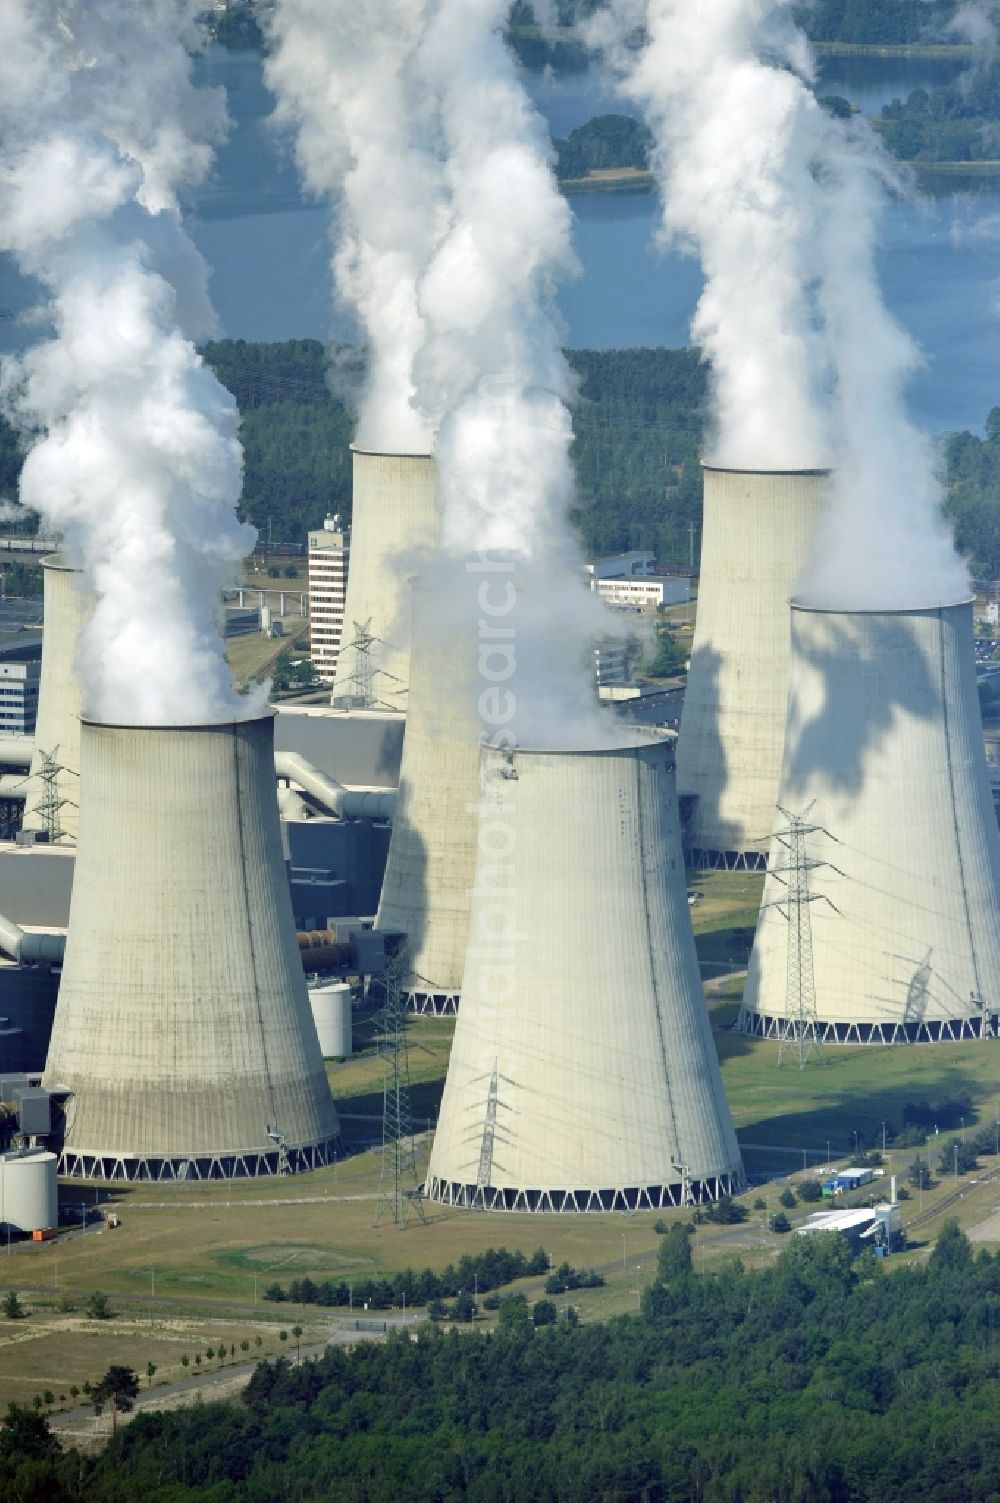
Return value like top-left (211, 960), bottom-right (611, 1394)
top-left (42, 712), bottom-right (341, 1179)
top-left (0, 652), bottom-right (40, 735)
top-left (426, 739), bottom-right (745, 1212)
top-left (331, 450), bottom-right (437, 708)
top-left (308, 513), bottom-right (350, 684)
top-left (375, 578), bottom-right (481, 1015)
top-left (797, 1203), bottom-right (903, 1256)
top-left (676, 465), bottom-right (828, 868)
top-left (741, 599), bottom-right (1000, 1044)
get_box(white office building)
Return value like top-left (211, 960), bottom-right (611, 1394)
top-left (308, 516), bottom-right (350, 685)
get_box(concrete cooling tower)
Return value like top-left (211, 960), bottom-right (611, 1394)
top-left (375, 579), bottom-right (480, 1014)
top-left (676, 466), bottom-right (827, 867)
top-left (21, 555), bottom-right (89, 843)
top-left (740, 600), bottom-right (1000, 1045)
top-left (43, 711), bottom-right (340, 1179)
top-left (331, 449), bottom-right (437, 710)
top-left (426, 740), bottom-right (745, 1212)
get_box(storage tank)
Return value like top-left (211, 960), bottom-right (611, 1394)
top-left (43, 711), bottom-right (340, 1178)
top-left (375, 576), bottom-right (480, 1013)
top-left (426, 739), bottom-right (745, 1211)
top-left (331, 450), bottom-right (438, 709)
top-left (309, 981), bottom-right (352, 1057)
top-left (0, 1149), bottom-right (57, 1233)
top-left (22, 555), bottom-right (91, 843)
top-left (741, 599), bottom-right (1000, 1043)
top-left (676, 466), bottom-right (827, 866)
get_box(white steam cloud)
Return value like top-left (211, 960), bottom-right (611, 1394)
top-left (0, 0), bottom-right (257, 726)
top-left (265, 0), bottom-right (445, 453)
top-left (589, 0), bottom-right (830, 469)
top-left (410, 0), bottom-right (625, 746)
top-left (594, 0), bottom-right (968, 609)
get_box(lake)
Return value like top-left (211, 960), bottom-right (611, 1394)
top-left (1, 46), bottom-right (997, 437)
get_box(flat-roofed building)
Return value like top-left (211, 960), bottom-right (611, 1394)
top-left (308, 516), bottom-right (349, 685)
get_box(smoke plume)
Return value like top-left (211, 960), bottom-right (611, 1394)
top-left (594, 0), bottom-right (968, 609)
top-left (0, 0), bottom-right (257, 726)
top-left (410, 0), bottom-right (626, 747)
top-left (265, 0), bottom-right (444, 453)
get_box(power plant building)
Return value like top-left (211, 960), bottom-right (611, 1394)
top-left (308, 515), bottom-right (350, 685)
top-left (331, 450), bottom-right (437, 709)
top-left (375, 580), bottom-right (481, 1014)
top-left (676, 466), bottom-right (827, 867)
top-left (43, 711), bottom-right (340, 1179)
top-left (740, 599), bottom-right (1000, 1044)
top-left (426, 739), bottom-right (745, 1211)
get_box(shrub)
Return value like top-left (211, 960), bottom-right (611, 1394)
top-left (778, 1188), bottom-right (796, 1209)
top-left (771, 1211), bottom-right (792, 1234)
top-left (532, 1299), bottom-right (557, 1327)
top-left (798, 1180), bottom-right (824, 1203)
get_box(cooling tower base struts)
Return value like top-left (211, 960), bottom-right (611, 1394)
top-left (685, 847), bottom-right (768, 873)
top-left (405, 990), bottom-right (460, 1017)
top-left (57, 1137), bottom-right (340, 1184)
top-left (736, 1010), bottom-right (994, 1047)
top-left (425, 1171), bottom-right (746, 1215)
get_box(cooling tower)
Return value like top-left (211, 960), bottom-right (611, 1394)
top-left (676, 465), bottom-right (827, 867)
top-left (21, 555), bottom-right (89, 842)
top-left (331, 449), bottom-right (437, 709)
top-left (740, 600), bottom-right (1000, 1044)
top-left (426, 740), bottom-right (745, 1211)
top-left (375, 579), bottom-right (480, 1014)
top-left (43, 711), bottom-right (340, 1178)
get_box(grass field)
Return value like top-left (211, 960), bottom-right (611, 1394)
top-left (3, 872), bottom-right (1000, 1409)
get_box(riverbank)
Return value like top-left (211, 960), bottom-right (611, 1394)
top-left (814, 40), bottom-right (999, 60)
top-left (561, 166), bottom-right (655, 196)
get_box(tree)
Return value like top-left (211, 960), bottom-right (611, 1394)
top-left (497, 1294), bottom-right (532, 1334)
top-left (532, 1299), bottom-right (557, 1327)
top-left (930, 1218), bottom-right (973, 1275)
top-left (778, 1187), bottom-right (797, 1209)
top-left (2, 1291), bottom-right (25, 1320)
top-left (656, 1224), bottom-right (693, 1284)
top-left (145, 1362), bottom-right (157, 1387)
top-left (85, 1292), bottom-right (111, 1321)
top-left (91, 1366), bottom-right (140, 1435)
top-left (908, 1157), bottom-right (933, 1190)
top-left (771, 1211), bottom-right (792, 1234)
top-left (798, 1180), bottom-right (824, 1203)
top-left (291, 1325), bottom-right (303, 1362)
top-left (938, 1138), bottom-right (978, 1177)
top-left (180, 1354), bottom-right (189, 1368)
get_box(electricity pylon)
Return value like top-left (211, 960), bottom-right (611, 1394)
top-left (33, 748), bottom-right (77, 845)
top-left (373, 945), bottom-right (425, 1227)
top-left (465, 1057), bottom-right (517, 1191)
top-left (762, 803), bottom-right (841, 1069)
top-left (331, 618), bottom-right (404, 710)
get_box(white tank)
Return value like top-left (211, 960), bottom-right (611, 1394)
top-left (741, 599), bottom-right (1000, 1043)
top-left (426, 740), bottom-right (745, 1211)
top-left (676, 466), bottom-right (827, 865)
top-left (22, 555), bottom-right (91, 843)
top-left (0, 1149), bottom-right (57, 1233)
top-left (43, 712), bottom-right (340, 1178)
top-left (331, 450), bottom-right (438, 709)
top-left (309, 981), bottom-right (352, 1057)
top-left (375, 577), bottom-right (480, 1014)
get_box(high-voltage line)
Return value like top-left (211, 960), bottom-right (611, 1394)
top-left (373, 945), bottom-right (425, 1227)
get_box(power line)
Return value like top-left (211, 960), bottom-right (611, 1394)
top-left (373, 945), bottom-right (425, 1228)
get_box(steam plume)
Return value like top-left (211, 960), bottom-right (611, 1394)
top-left (265, 0), bottom-right (444, 452)
top-left (411, 0), bottom-right (623, 746)
top-left (0, 0), bottom-right (256, 725)
top-left (594, 0), bottom-right (968, 608)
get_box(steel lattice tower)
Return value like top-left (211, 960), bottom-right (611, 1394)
top-left (373, 946), bottom-right (425, 1227)
top-left (332, 618), bottom-right (403, 711)
top-left (763, 804), bottom-right (840, 1069)
top-left (34, 748), bottom-right (76, 845)
top-left (468, 1058), bottom-right (516, 1190)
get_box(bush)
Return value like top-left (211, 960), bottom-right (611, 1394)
top-left (753, 1197), bottom-right (767, 1211)
top-left (778, 1188), bottom-right (796, 1209)
top-left (85, 1292), bottom-right (111, 1321)
top-left (532, 1299), bottom-right (557, 1327)
top-left (2, 1291), bottom-right (25, 1320)
top-left (798, 1180), bottom-right (824, 1203)
top-left (908, 1157), bottom-right (933, 1190)
top-left (771, 1212), bottom-right (792, 1235)
top-left (938, 1138), bottom-right (979, 1177)
top-left (704, 1196), bottom-right (749, 1225)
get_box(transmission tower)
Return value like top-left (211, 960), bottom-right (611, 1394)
top-left (373, 945), bottom-right (425, 1227)
top-left (465, 1057), bottom-right (516, 1190)
top-left (763, 803), bottom-right (841, 1069)
top-left (332, 618), bottom-right (404, 710)
top-left (33, 748), bottom-right (77, 845)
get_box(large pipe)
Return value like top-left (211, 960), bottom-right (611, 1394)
top-left (0, 912), bottom-right (64, 966)
top-left (0, 737), bottom-right (33, 770)
top-left (275, 752), bottom-right (396, 822)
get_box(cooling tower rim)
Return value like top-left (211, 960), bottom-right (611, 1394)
top-left (790, 595), bottom-right (974, 617)
top-left (487, 735), bottom-right (669, 760)
top-left (349, 443), bottom-right (433, 461)
top-left (40, 552), bottom-right (79, 573)
top-left (700, 460), bottom-right (831, 477)
top-left (80, 708), bottom-right (277, 733)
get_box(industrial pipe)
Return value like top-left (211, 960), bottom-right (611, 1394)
top-left (0, 912), bottom-right (64, 966)
top-left (297, 931), bottom-right (353, 972)
top-left (275, 752), bottom-right (396, 822)
top-left (0, 737), bottom-right (32, 770)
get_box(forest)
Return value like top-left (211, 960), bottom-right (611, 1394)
top-left (5, 1218), bottom-right (1000, 1502)
top-left (877, 63), bottom-right (1000, 162)
top-left (2, 339), bottom-right (998, 577)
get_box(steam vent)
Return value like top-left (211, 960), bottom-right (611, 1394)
top-left (426, 740), bottom-right (745, 1211)
top-left (375, 578), bottom-right (480, 1014)
top-left (741, 600), bottom-right (1000, 1044)
top-left (21, 555), bottom-right (90, 843)
top-left (43, 712), bottom-right (340, 1179)
top-left (331, 449), bottom-right (438, 709)
top-left (676, 465), bottom-right (827, 868)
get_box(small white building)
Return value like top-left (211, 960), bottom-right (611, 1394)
top-left (308, 516), bottom-right (350, 685)
top-left (593, 576), bottom-right (690, 611)
top-left (0, 658), bottom-right (40, 735)
top-left (585, 551), bottom-right (656, 582)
